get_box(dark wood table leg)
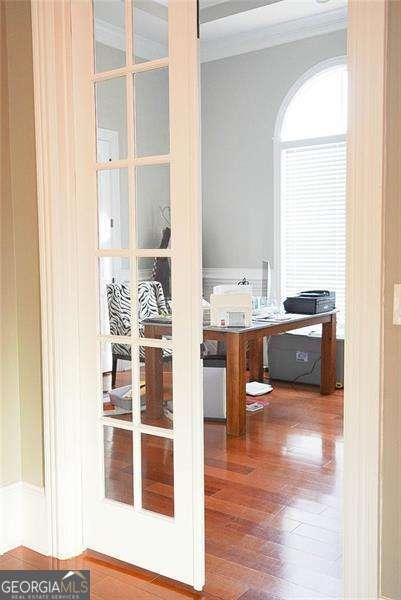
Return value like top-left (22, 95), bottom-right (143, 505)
top-left (143, 325), bottom-right (164, 419)
top-left (226, 332), bottom-right (247, 436)
top-left (248, 336), bottom-right (264, 382)
top-left (321, 313), bottom-right (337, 395)
top-left (144, 346), bottom-right (164, 419)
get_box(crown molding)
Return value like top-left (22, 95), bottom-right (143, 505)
top-left (201, 7), bottom-right (347, 63)
top-left (94, 8), bottom-right (347, 65)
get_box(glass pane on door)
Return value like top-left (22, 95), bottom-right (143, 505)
top-left (141, 433), bottom-right (174, 516)
top-left (96, 77), bottom-right (127, 161)
top-left (93, 0), bottom-right (126, 73)
top-left (136, 256), bottom-right (172, 339)
top-left (136, 163), bottom-right (170, 249)
top-left (101, 341), bottom-right (133, 422)
top-left (139, 345), bottom-right (173, 429)
top-left (99, 257), bottom-right (131, 336)
top-left (134, 68), bottom-right (170, 157)
top-left (133, 0), bottom-right (168, 64)
top-left (104, 425), bottom-right (134, 505)
top-left (98, 167), bottom-right (129, 249)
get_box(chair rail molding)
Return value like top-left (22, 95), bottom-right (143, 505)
top-left (31, 0), bottom-right (84, 558)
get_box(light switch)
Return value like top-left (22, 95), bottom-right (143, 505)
top-left (393, 284), bottom-right (401, 325)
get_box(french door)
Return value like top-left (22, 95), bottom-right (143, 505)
top-left (71, 0), bottom-right (204, 588)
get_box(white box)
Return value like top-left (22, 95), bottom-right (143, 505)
top-left (203, 363), bottom-right (226, 419)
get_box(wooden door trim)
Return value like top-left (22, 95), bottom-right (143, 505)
top-left (30, 0), bottom-right (394, 594)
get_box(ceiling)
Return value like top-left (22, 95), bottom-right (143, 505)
top-left (201, 0), bottom-right (347, 38)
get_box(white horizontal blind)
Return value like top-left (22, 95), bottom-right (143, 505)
top-left (281, 140), bottom-right (346, 328)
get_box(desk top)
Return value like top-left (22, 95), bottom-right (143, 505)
top-left (203, 310), bottom-right (337, 334)
top-left (143, 310), bottom-right (337, 336)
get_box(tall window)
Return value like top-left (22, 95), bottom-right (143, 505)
top-left (277, 60), bottom-right (347, 330)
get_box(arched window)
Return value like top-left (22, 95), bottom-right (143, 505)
top-left (275, 59), bottom-right (347, 329)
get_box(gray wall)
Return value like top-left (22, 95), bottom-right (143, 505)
top-left (201, 30), bottom-right (347, 271)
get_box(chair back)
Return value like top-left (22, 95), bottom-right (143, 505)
top-left (106, 281), bottom-right (168, 337)
top-left (106, 281), bottom-right (131, 337)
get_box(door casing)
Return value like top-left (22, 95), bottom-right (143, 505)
top-left (30, 0), bottom-right (394, 596)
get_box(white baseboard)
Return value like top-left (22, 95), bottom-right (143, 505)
top-left (0, 482), bottom-right (49, 556)
top-left (0, 482), bottom-right (22, 553)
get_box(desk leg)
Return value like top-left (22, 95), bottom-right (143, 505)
top-left (248, 337), bottom-right (264, 382)
top-left (144, 346), bottom-right (164, 419)
top-left (321, 314), bottom-right (336, 395)
top-left (226, 333), bottom-right (246, 436)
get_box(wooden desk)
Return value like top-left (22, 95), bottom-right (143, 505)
top-left (144, 310), bottom-right (337, 437)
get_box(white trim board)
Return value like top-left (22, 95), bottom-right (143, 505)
top-left (0, 483), bottom-right (49, 556)
top-left (201, 7), bottom-right (347, 63)
top-left (202, 267), bottom-right (262, 280)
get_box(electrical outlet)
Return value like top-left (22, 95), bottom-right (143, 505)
top-left (393, 284), bottom-right (401, 325)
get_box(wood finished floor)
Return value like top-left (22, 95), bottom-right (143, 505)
top-left (1, 379), bottom-right (343, 599)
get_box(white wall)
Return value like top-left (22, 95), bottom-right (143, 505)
top-left (201, 30), bottom-right (347, 274)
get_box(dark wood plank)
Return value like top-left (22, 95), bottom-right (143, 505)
top-left (144, 345), bottom-right (164, 419)
top-left (248, 337), bottom-right (265, 382)
top-left (226, 333), bottom-right (247, 436)
top-left (320, 313), bottom-right (337, 395)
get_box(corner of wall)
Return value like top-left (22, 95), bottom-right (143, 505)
top-left (4, 0), bottom-right (44, 489)
top-left (0, 0), bottom-right (22, 489)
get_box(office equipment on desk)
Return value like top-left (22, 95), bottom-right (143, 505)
top-left (210, 291), bottom-right (252, 327)
top-left (284, 290), bottom-right (336, 315)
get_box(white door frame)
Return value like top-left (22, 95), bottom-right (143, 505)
top-left (31, 0), bottom-right (392, 596)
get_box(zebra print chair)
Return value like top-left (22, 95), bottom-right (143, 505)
top-left (106, 281), bottom-right (172, 387)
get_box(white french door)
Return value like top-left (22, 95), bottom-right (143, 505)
top-left (71, 0), bottom-right (204, 588)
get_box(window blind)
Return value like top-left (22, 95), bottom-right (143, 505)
top-left (281, 141), bottom-right (346, 329)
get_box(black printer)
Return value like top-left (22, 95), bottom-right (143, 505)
top-left (283, 290), bottom-right (336, 315)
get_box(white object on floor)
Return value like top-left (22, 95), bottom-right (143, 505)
top-left (246, 381), bottom-right (273, 396)
top-left (103, 406), bottom-right (132, 417)
top-left (203, 363), bottom-right (226, 419)
top-left (246, 402), bottom-right (265, 412)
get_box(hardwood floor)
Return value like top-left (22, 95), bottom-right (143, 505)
top-left (0, 379), bottom-right (343, 599)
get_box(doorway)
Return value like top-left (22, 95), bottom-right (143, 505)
top-left (30, 0), bottom-right (392, 598)
top-left (200, 3), bottom-right (346, 597)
